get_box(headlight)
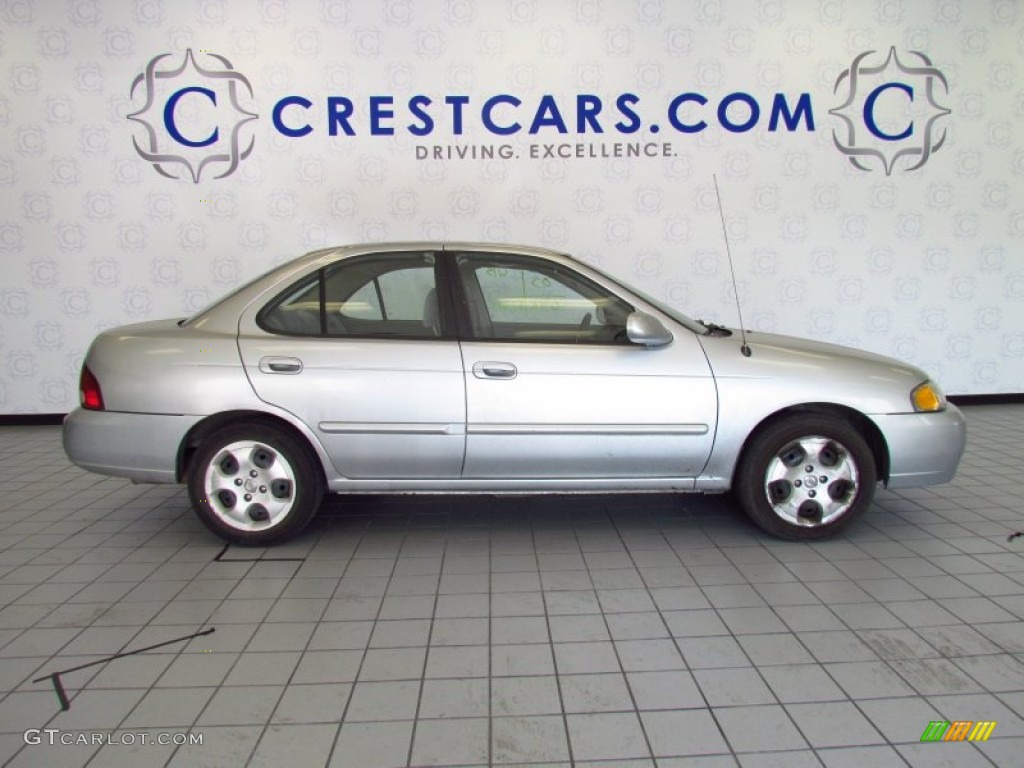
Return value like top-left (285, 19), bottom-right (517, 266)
top-left (911, 380), bottom-right (945, 412)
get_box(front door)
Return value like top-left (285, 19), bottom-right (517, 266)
top-left (452, 250), bottom-right (717, 482)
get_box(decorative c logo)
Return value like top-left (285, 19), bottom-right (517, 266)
top-left (829, 47), bottom-right (950, 175)
top-left (128, 49), bottom-right (257, 183)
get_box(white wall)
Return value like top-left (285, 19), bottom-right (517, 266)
top-left (1, 0), bottom-right (1021, 412)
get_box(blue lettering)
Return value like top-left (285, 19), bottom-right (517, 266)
top-left (864, 83), bottom-right (913, 141)
top-left (327, 97), bottom-right (355, 136)
top-left (164, 87), bottom-right (218, 147)
top-left (482, 94), bottom-right (521, 135)
top-left (369, 96), bottom-right (394, 136)
top-left (445, 96), bottom-right (470, 135)
top-left (408, 95), bottom-right (433, 136)
top-left (273, 95), bottom-right (313, 138)
top-left (769, 93), bottom-right (815, 131)
top-left (577, 95), bottom-right (603, 133)
top-left (529, 95), bottom-right (568, 134)
top-left (268, 90), bottom-right (823, 141)
top-left (614, 93), bottom-right (641, 134)
top-left (667, 93), bottom-right (707, 133)
top-left (718, 92), bottom-right (759, 133)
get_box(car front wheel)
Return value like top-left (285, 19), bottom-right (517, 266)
top-left (188, 423), bottom-right (323, 546)
top-left (735, 415), bottom-right (877, 540)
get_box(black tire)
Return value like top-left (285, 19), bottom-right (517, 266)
top-left (734, 414), bottom-right (877, 540)
top-left (187, 423), bottom-right (324, 546)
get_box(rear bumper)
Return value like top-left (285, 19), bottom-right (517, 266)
top-left (63, 408), bottom-right (198, 484)
top-left (870, 404), bottom-right (967, 488)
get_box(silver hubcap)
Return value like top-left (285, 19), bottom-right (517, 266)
top-left (763, 435), bottom-right (859, 527)
top-left (203, 440), bottom-right (297, 531)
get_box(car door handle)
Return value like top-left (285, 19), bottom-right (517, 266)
top-left (472, 361), bottom-right (517, 379)
top-left (259, 356), bottom-right (303, 374)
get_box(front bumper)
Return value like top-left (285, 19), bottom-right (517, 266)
top-left (63, 408), bottom-right (200, 484)
top-left (870, 404), bottom-right (967, 489)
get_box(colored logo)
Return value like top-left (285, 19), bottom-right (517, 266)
top-left (920, 720), bottom-right (997, 742)
top-left (128, 49), bottom-right (258, 183)
top-left (125, 47), bottom-right (953, 181)
top-left (830, 47), bottom-right (951, 175)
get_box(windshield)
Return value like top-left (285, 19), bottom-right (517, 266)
top-left (571, 256), bottom-right (709, 335)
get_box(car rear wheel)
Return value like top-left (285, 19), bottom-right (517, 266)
top-left (188, 423), bottom-right (323, 546)
top-left (735, 414), bottom-right (877, 540)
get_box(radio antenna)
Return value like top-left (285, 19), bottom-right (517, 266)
top-left (712, 174), bottom-right (752, 357)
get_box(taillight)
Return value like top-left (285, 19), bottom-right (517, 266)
top-left (80, 365), bottom-right (104, 411)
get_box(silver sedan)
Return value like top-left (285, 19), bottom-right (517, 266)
top-left (63, 243), bottom-right (966, 545)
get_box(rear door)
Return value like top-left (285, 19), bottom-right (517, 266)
top-left (237, 250), bottom-right (465, 479)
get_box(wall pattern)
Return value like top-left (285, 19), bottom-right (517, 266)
top-left (0, 0), bottom-right (1021, 412)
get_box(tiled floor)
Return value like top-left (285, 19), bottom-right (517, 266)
top-left (0, 405), bottom-right (1022, 767)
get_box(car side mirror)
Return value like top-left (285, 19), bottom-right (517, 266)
top-left (626, 311), bottom-right (673, 347)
